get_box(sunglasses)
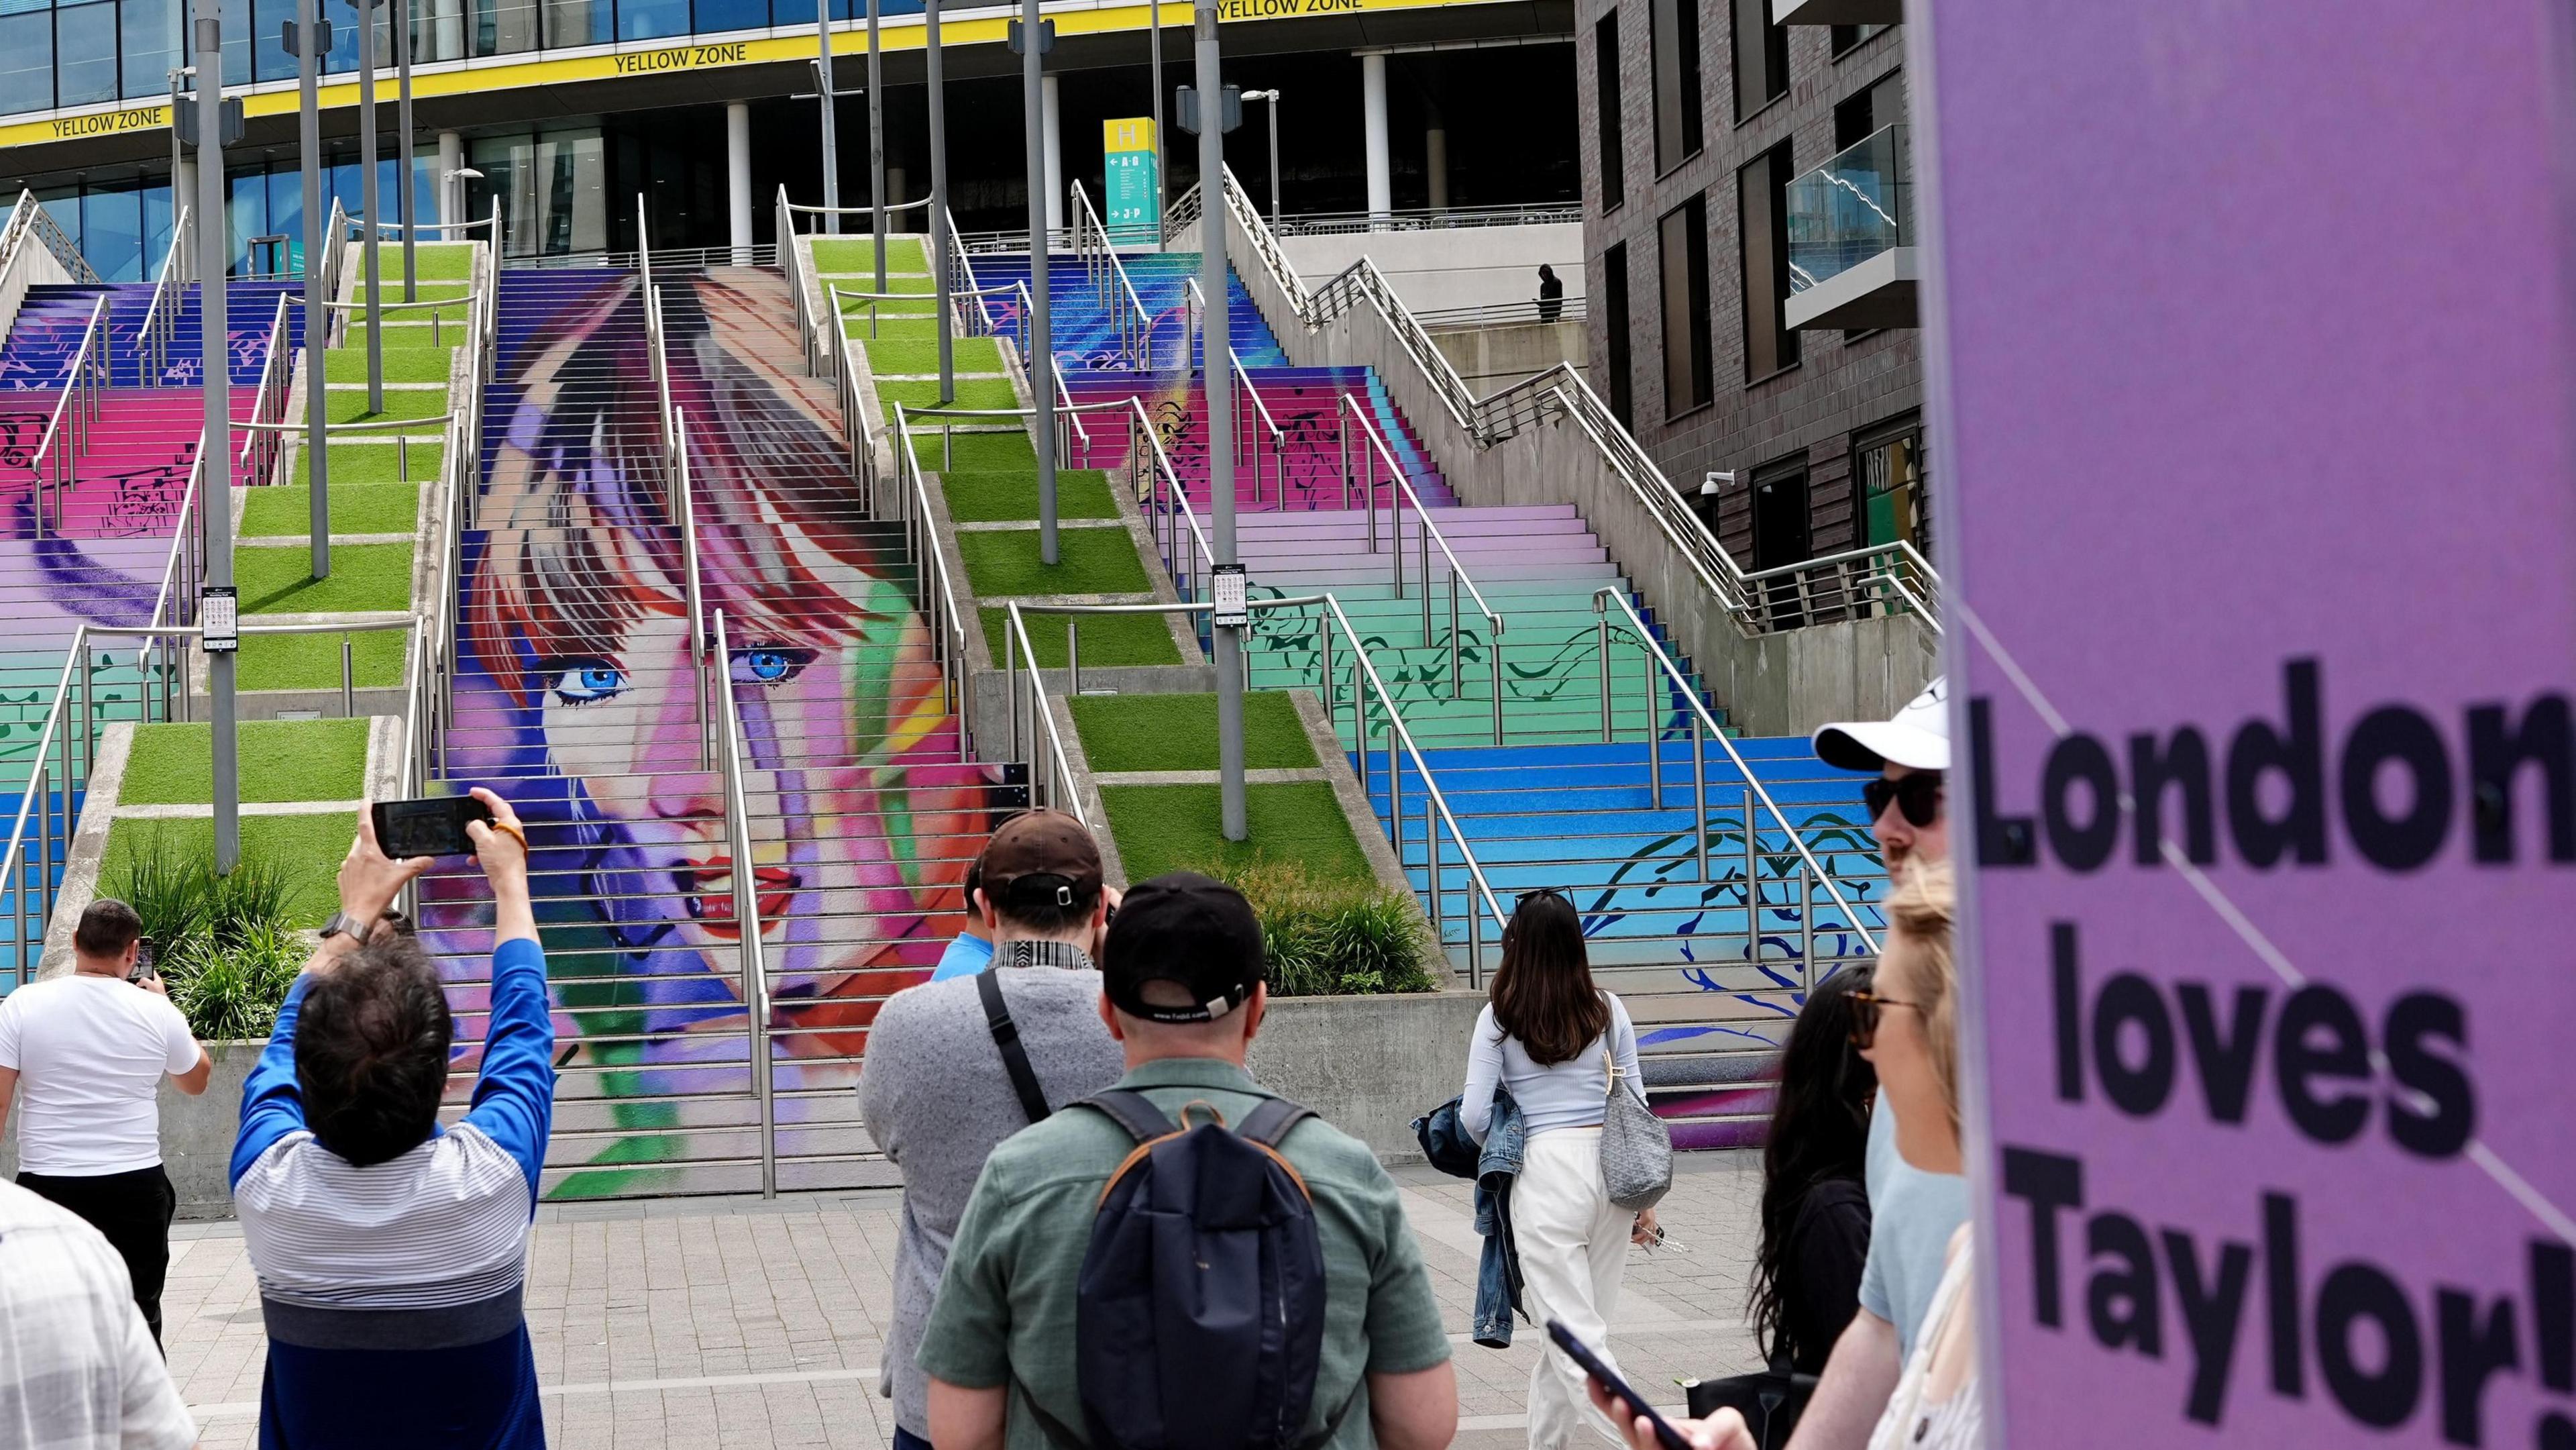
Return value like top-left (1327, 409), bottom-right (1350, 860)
top-left (1863, 771), bottom-right (1945, 829)
top-left (1847, 990), bottom-right (1921, 1050)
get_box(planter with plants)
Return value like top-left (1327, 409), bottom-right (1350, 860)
top-left (108, 841), bottom-right (312, 1041)
top-left (1191, 859), bottom-right (1441, 998)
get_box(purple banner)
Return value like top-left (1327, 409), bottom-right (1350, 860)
top-left (1917, 4), bottom-right (2576, 1447)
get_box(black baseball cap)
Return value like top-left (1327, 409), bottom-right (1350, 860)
top-left (1102, 872), bottom-right (1265, 1023)
top-left (981, 810), bottom-right (1104, 913)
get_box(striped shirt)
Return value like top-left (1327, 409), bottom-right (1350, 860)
top-left (0, 1180), bottom-right (197, 1450)
top-left (231, 936), bottom-right (555, 1449)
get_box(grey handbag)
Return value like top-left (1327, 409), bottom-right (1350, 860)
top-left (1599, 1043), bottom-right (1672, 1211)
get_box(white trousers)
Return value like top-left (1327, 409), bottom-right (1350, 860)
top-left (1515, 1126), bottom-right (1633, 1449)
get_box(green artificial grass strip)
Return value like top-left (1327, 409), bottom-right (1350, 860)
top-left (235, 626), bottom-right (409, 690)
top-left (390, 245), bottom-right (475, 280)
top-left (325, 389), bottom-right (451, 425)
top-left (1100, 783), bottom-right (1374, 886)
top-left (879, 378), bottom-right (1021, 418)
top-left (325, 346), bottom-right (454, 383)
top-left (103, 815), bottom-right (352, 927)
top-left (335, 320), bottom-right (464, 349)
top-left (299, 441), bottom-right (445, 486)
top-left (979, 607), bottom-right (1182, 670)
top-left (865, 337), bottom-right (1006, 375)
top-left (959, 527), bottom-right (1150, 597)
top-left (832, 274), bottom-right (938, 301)
top-left (841, 315), bottom-right (941, 344)
top-left (908, 428), bottom-right (1036, 471)
top-left (241, 482), bottom-right (421, 537)
top-left (1073, 692), bottom-right (1316, 773)
top-left (350, 280), bottom-right (474, 304)
top-left (121, 719), bottom-right (368, 805)
top-left (237, 541), bottom-right (414, 614)
top-left (812, 236), bottom-right (930, 274)
top-left (941, 468), bottom-right (1117, 523)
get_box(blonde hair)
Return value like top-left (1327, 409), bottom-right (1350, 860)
top-left (1883, 860), bottom-right (1959, 1132)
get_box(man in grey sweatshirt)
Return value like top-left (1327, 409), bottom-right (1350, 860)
top-left (857, 811), bottom-right (1126, 1450)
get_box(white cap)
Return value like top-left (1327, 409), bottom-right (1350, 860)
top-left (1812, 677), bottom-right (1950, 772)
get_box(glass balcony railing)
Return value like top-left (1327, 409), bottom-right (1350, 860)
top-left (1786, 123), bottom-right (1911, 294)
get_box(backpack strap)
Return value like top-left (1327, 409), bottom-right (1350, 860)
top-left (1236, 1096), bottom-right (1314, 1149)
top-left (977, 969), bottom-right (1054, 1125)
top-left (1075, 1088), bottom-right (1179, 1144)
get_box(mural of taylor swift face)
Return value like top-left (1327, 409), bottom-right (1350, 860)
top-left (437, 270), bottom-right (990, 1195)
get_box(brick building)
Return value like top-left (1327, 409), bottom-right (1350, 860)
top-left (1576, 0), bottom-right (1929, 579)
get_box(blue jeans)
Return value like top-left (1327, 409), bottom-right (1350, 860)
top-left (893, 1428), bottom-right (934, 1450)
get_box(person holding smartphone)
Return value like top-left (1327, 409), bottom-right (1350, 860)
top-left (0, 896), bottom-right (213, 1347)
top-left (230, 788), bottom-right (555, 1450)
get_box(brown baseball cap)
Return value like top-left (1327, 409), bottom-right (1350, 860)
top-left (980, 810), bottom-right (1104, 911)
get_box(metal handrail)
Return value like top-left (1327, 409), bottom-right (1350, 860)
top-left (997, 602), bottom-right (1093, 827)
top-left (1050, 352), bottom-right (1090, 451)
top-left (318, 198), bottom-right (350, 346)
top-left (1336, 392), bottom-right (1506, 726)
top-left (0, 190), bottom-right (101, 284)
top-left (708, 606), bottom-right (778, 1199)
top-left (782, 197), bottom-right (936, 220)
top-left (237, 293), bottom-right (296, 486)
top-left (27, 294), bottom-right (111, 537)
top-left (1067, 181), bottom-right (1152, 368)
top-left (141, 430), bottom-right (210, 720)
top-left (1232, 346), bottom-right (1283, 503)
top-left (941, 206), bottom-right (992, 342)
top-left (1271, 202), bottom-right (1587, 236)
top-left (136, 204), bottom-right (193, 385)
top-left (824, 299), bottom-right (882, 507)
top-left (888, 403), bottom-right (976, 761)
top-left (994, 591), bottom-right (1511, 984)
top-left (673, 405), bottom-right (711, 767)
top-left (1591, 586), bottom-right (1879, 953)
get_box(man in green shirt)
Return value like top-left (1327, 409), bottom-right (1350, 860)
top-left (918, 872), bottom-right (1460, 1450)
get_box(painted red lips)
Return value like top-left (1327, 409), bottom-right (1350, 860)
top-left (680, 856), bottom-right (797, 939)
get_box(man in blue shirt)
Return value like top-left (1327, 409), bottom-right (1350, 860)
top-left (929, 847), bottom-right (994, 982)
top-left (231, 788), bottom-right (553, 1450)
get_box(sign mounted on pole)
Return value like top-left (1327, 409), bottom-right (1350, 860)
top-left (1102, 117), bottom-right (1159, 244)
top-left (1920, 3), bottom-right (2576, 1449)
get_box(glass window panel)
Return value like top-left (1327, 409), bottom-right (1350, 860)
top-left (229, 166), bottom-right (270, 275)
top-left (83, 187), bottom-right (146, 282)
top-left (471, 0), bottom-right (533, 54)
top-left (191, 0), bottom-right (252, 85)
top-left (254, 0), bottom-right (293, 79)
top-left (38, 189), bottom-right (80, 254)
top-left (142, 183), bottom-right (174, 276)
top-left (692, 0), bottom-right (761, 33)
top-left (322, 0), bottom-right (358, 70)
top-left (266, 164), bottom-right (303, 274)
top-left (617, 0), bottom-right (683, 40)
top-left (56, 2), bottom-right (122, 108)
top-left (121, 0), bottom-right (177, 97)
top-left (0, 10), bottom-right (55, 113)
top-left (412, 0), bottom-right (461, 61)
top-left (543, 0), bottom-right (606, 48)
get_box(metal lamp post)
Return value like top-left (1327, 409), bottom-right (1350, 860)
top-left (293, 0), bottom-right (329, 579)
top-left (1194, 0), bottom-right (1244, 840)
top-left (926, 0), bottom-right (953, 401)
top-left (816, 0), bottom-right (840, 234)
top-left (1019, 0), bottom-right (1056, 561)
top-left (193, 10), bottom-right (239, 872)
top-left (1244, 89), bottom-right (1281, 227)
top-left (394, 0), bottom-right (415, 300)
top-left (358, 0), bottom-right (383, 412)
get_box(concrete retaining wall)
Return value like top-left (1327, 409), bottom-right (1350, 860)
top-left (0, 1040), bottom-right (262, 1220)
top-left (17, 988), bottom-right (1479, 1219)
top-left (1431, 320), bottom-right (1589, 396)
top-left (1279, 224), bottom-right (1584, 314)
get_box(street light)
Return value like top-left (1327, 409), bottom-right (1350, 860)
top-left (444, 165), bottom-right (482, 231)
top-left (1242, 89), bottom-right (1281, 229)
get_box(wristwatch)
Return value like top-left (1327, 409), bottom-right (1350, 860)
top-left (319, 911), bottom-right (365, 942)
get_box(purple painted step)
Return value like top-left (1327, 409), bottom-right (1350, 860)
top-left (3, 389), bottom-right (262, 539)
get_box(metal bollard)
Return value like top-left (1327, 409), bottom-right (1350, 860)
top-left (341, 635), bottom-right (356, 717)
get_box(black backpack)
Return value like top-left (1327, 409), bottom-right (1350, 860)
top-left (1057, 1088), bottom-right (1342, 1450)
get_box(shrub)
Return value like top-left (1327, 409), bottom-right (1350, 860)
top-left (105, 840), bottom-right (308, 1039)
top-left (1186, 858), bottom-right (1442, 997)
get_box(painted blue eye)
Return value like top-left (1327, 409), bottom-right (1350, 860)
top-left (730, 648), bottom-right (811, 686)
top-left (549, 660), bottom-right (627, 705)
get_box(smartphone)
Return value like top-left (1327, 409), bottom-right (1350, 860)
top-left (1547, 1318), bottom-right (1691, 1450)
top-left (374, 794), bottom-right (494, 859)
top-left (127, 942), bottom-right (155, 984)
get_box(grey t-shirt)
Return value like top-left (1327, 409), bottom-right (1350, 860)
top-left (1856, 1088), bottom-right (1970, 1356)
top-left (856, 964), bottom-right (1125, 1438)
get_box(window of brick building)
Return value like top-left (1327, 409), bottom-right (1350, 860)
top-left (1854, 413), bottom-right (1932, 558)
top-left (1596, 11), bottom-right (1625, 210)
top-left (1605, 241), bottom-right (1635, 426)
top-left (1650, 0), bottom-right (1701, 172)
top-left (1659, 195), bottom-right (1713, 416)
top-left (1733, 0), bottom-right (1787, 121)
top-left (1737, 146), bottom-right (1799, 379)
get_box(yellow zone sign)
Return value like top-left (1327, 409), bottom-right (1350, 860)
top-left (0, 0), bottom-right (1497, 151)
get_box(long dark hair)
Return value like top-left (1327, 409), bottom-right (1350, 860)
top-left (1748, 966), bottom-right (1878, 1365)
top-left (1489, 892), bottom-right (1608, 1066)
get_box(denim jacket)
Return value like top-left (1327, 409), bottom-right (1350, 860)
top-left (1472, 1086), bottom-right (1527, 1347)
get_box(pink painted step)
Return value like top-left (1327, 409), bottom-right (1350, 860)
top-left (4, 390), bottom-right (266, 540)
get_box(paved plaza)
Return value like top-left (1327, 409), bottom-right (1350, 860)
top-left (161, 1153), bottom-right (1768, 1448)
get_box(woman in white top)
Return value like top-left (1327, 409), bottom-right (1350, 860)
top-left (1591, 863), bottom-right (1979, 1450)
top-left (1460, 889), bottom-right (1659, 1449)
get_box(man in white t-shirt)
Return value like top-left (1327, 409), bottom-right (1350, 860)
top-left (0, 898), bottom-right (213, 1347)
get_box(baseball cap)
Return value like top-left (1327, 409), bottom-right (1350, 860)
top-left (1102, 872), bottom-right (1265, 1023)
top-left (980, 810), bottom-right (1103, 913)
top-left (1812, 677), bottom-right (1950, 772)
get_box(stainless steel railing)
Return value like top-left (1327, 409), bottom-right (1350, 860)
top-left (27, 294), bottom-right (111, 538)
top-left (885, 403), bottom-right (977, 762)
top-left (1591, 586), bottom-right (1879, 955)
top-left (1334, 392), bottom-right (1506, 726)
top-left (237, 293), bottom-right (297, 488)
top-left (996, 602), bottom-right (1094, 829)
top-left (1067, 181), bottom-right (1153, 368)
top-left (708, 606), bottom-right (778, 1199)
top-left (136, 205), bottom-right (194, 385)
top-left (0, 189), bottom-right (101, 284)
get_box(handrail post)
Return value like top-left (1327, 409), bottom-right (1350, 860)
top-left (1596, 607), bottom-right (1612, 743)
top-left (1645, 632), bottom-right (1662, 811)
top-left (1743, 786), bottom-right (1760, 923)
top-left (1690, 711), bottom-right (1709, 882)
